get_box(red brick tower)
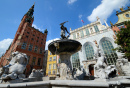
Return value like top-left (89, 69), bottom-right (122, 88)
top-left (0, 4), bottom-right (47, 77)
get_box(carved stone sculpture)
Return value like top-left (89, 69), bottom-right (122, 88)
top-left (29, 69), bottom-right (44, 78)
top-left (94, 47), bottom-right (117, 79)
top-left (73, 66), bottom-right (86, 80)
top-left (116, 56), bottom-right (130, 76)
top-left (0, 51), bottom-right (28, 80)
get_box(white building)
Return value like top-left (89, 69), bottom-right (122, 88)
top-left (69, 17), bottom-right (121, 75)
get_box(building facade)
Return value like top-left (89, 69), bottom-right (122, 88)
top-left (69, 17), bottom-right (121, 75)
top-left (111, 7), bottom-right (130, 34)
top-left (46, 50), bottom-right (57, 77)
top-left (0, 4), bottom-right (47, 77)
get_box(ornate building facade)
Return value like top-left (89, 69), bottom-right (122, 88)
top-left (0, 4), bottom-right (47, 77)
top-left (69, 17), bottom-right (121, 76)
top-left (111, 7), bottom-right (130, 35)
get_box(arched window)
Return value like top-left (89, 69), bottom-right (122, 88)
top-left (101, 40), bottom-right (118, 65)
top-left (85, 44), bottom-right (94, 60)
top-left (72, 52), bottom-right (80, 69)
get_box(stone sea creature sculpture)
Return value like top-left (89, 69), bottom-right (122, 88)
top-left (116, 56), bottom-right (130, 76)
top-left (0, 51), bottom-right (28, 80)
top-left (94, 47), bottom-right (117, 79)
top-left (29, 69), bottom-right (44, 78)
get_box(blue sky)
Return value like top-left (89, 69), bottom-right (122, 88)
top-left (0, 0), bottom-right (130, 56)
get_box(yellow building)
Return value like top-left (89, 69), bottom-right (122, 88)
top-left (46, 50), bottom-right (57, 77)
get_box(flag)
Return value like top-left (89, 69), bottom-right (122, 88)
top-left (81, 20), bottom-right (84, 23)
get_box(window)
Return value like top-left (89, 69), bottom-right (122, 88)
top-left (50, 52), bottom-right (52, 55)
top-left (114, 31), bottom-right (117, 35)
top-left (53, 64), bottom-right (56, 69)
top-left (37, 40), bottom-right (38, 42)
top-left (31, 38), bottom-right (34, 40)
top-left (26, 36), bottom-right (28, 38)
top-left (85, 44), bottom-right (94, 60)
top-left (27, 32), bottom-right (30, 34)
top-left (101, 40), bottom-right (118, 65)
top-left (34, 46), bottom-right (38, 52)
top-left (37, 37), bottom-right (39, 39)
top-left (94, 25), bottom-right (99, 32)
top-left (40, 48), bottom-right (42, 54)
top-left (73, 33), bottom-right (76, 39)
top-left (21, 42), bottom-right (27, 49)
top-left (53, 56), bottom-right (56, 61)
top-left (49, 64), bottom-right (51, 69)
top-left (48, 71), bottom-right (51, 75)
top-left (80, 30), bottom-right (84, 38)
top-left (72, 52), bottom-right (80, 69)
top-left (27, 55), bottom-right (30, 62)
top-left (77, 33), bottom-right (79, 38)
top-left (53, 70), bottom-right (56, 74)
top-left (49, 57), bottom-right (52, 61)
top-left (86, 29), bottom-right (90, 36)
top-left (32, 57), bottom-right (36, 65)
top-left (28, 44), bottom-right (33, 51)
top-left (33, 34), bottom-right (35, 36)
top-left (37, 58), bottom-right (41, 66)
top-left (90, 28), bottom-right (94, 34)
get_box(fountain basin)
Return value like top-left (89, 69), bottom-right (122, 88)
top-left (48, 39), bottom-right (82, 55)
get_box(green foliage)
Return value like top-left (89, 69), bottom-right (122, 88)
top-left (115, 21), bottom-right (130, 60)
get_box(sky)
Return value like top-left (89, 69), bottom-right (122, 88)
top-left (0, 0), bottom-right (130, 57)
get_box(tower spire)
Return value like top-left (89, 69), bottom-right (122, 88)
top-left (26, 3), bottom-right (35, 17)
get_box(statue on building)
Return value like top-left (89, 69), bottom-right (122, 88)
top-left (94, 47), bottom-right (117, 79)
top-left (60, 21), bottom-right (70, 39)
top-left (116, 56), bottom-right (130, 76)
top-left (0, 51), bottom-right (28, 80)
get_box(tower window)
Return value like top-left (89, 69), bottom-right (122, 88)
top-left (27, 32), bottom-right (30, 34)
top-left (26, 36), bottom-right (28, 38)
top-left (40, 48), bottom-right (43, 54)
top-left (34, 46), bottom-right (38, 52)
top-left (21, 42), bottom-right (27, 49)
top-left (28, 44), bottom-right (33, 51)
top-left (37, 58), bottom-right (41, 66)
top-left (32, 57), bottom-right (36, 65)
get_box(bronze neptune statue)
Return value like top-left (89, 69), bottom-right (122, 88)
top-left (60, 21), bottom-right (70, 39)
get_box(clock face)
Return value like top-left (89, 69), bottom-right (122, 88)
top-left (123, 12), bottom-right (130, 19)
top-left (125, 14), bottom-right (129, 17)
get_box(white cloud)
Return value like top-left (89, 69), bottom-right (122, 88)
top-left (68, 0), bottom-right (77, 4)
top-left (0, 38), bottom-right (13, 57)
top-left (45, 38), bottom-right (60, 50)
top-left (79, 14), bottom-right (82, 19)
top-left (87, 0), bottom-right (130, 23)
top-left (32, 24), bottom-right (44, 31)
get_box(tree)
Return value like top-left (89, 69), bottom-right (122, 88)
top-left (115, 21), bottom-right (130, 61)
